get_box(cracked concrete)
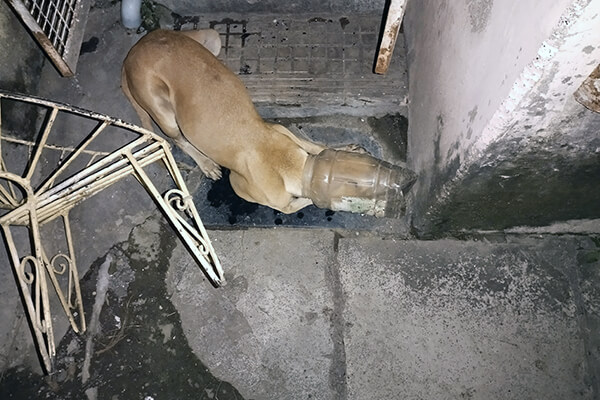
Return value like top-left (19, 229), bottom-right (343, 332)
top-left (2, 217), bottom-right (598, 399)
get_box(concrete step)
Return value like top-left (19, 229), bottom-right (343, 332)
top-left (1, 224), bottom-right (598, 398)
top-left (338, 236), bottom-right (597, 399)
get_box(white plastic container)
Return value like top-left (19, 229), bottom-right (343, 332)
top-left (121, 0), bottom-right (142, 29)
top-left (302, 149), bottom-right (417, 218)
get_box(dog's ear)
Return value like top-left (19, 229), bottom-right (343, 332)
top-left (269, 123), bottom-right (327, 155)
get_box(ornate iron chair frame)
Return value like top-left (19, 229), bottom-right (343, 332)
top-left (0, 91), bottom-right (224, 373)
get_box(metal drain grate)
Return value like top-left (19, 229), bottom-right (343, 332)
top-left (6, 0), bottom-right (91, 76)
top-left (173, 13), bottom-right (408, 116)
top-left (27, 0), bottom-right (77, 55)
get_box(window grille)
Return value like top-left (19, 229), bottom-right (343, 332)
top-left (6, 0), bottom-right (91, 76)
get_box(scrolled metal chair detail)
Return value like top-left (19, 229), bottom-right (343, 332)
top-left (0, 91), bottom-right (223, 373)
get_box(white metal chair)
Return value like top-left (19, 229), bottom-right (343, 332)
top-left (0, 91), bottom-right (223, 373)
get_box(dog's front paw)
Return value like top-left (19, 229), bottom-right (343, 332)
top-left (338, 143), bottom-right (369, 154)
top-left (201, 162), bottom-right (222, 180)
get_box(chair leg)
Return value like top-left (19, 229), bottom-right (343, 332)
top-left (2, 220), bottom-right (55, 373)
top-left (124, 149), bottom-right (225, 287)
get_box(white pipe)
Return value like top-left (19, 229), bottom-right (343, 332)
top-left (121, 0), bottom-right (142, 29)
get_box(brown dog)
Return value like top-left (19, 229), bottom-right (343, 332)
top-left (122, 29), bottom-right (332, 213)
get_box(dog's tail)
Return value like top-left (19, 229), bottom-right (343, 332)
top-left (178, 29), bottom-right (222, 57)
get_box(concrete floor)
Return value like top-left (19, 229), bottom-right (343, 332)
top-left (1, 220), bottom-right (598, 399)
top-left (0, 2), bottom-right (599, 399)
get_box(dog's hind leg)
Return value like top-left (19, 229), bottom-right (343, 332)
top-left (121, 67), bottom-right (156, 132)
top-left (171, 133), bottom-right (222, 180)
top-left (129, 80), bottom-right (222, 180)
top-left (158, 109), bottom-right (221, 182)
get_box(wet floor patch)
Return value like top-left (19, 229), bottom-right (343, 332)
top-left (79, 37), bottom-right (99, 54)
top-left (0, 217), bottom-right (244, 400)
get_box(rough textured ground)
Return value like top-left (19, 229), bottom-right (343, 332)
top-left (1, 219), bottom-right (598, 399)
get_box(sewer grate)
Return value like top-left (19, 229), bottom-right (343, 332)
top-left (172, 13), bottom-right (408, 117)
top-left (6, 0), bottom-right (91, 76)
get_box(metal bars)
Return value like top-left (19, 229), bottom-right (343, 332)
top-left (0, 91), bottom-right (224, 373)
top-left (25, 0), bottom-right (77, 55)
top-left (6, 0), bottom-right (91, 76)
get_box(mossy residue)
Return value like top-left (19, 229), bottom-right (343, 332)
top-left (421, 143), bottom-right (600, 236)
top-left (367, 113), bottom-right (409, 163)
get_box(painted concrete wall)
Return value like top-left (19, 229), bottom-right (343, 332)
top-left (404, 0), bottom-right (600, 234)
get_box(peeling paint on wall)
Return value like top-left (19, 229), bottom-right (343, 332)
top-left (575, 64), bottom-right (600, 112)
top-left (466, 0), bottom-right (493, 33)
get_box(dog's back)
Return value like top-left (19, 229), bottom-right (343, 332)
top-left (122, 29), bottom-right (272, 169)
